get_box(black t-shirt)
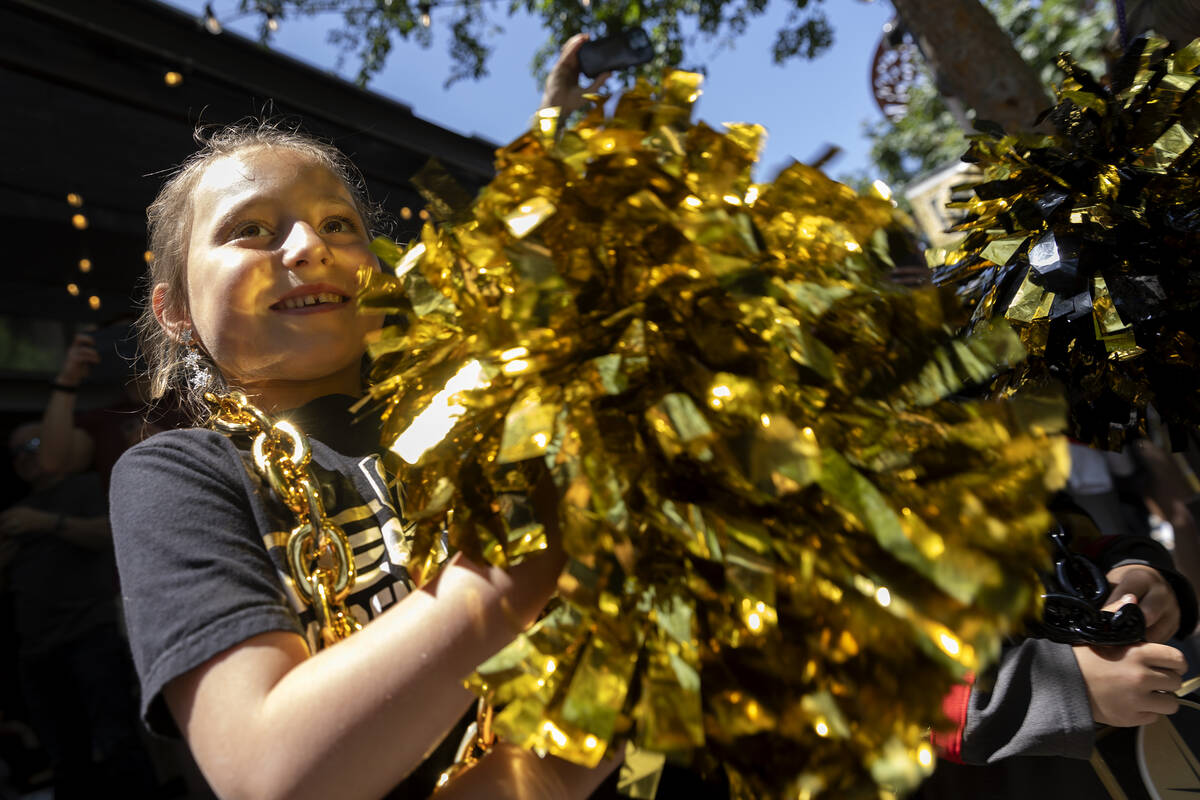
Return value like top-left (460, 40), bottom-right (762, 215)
top-left (6, 471), bottom-right (116, 656)
top-left (111, 395), bottom-right (463, 793)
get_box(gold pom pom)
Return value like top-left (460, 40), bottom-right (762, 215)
top-left (359, 72), bottom-right (1066, 797)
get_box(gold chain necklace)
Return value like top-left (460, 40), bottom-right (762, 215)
top-left (204, 390), bottom-right (493, 785)
top-left (205, 391), bottom-right (362, 648)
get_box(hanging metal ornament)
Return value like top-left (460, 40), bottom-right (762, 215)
top-left (871, 19), bottom-right (922, 122)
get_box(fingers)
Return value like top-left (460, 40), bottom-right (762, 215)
top-left (1102, 592), bottom-right (1138, 613)
top-left (1131, 647), bottom-right (1184, 722)
top-left (1148, 666), bottom-right (1185, 695)
top-left (1138, 642), bottom-right (1188, 675)
top-left (561, 33), bottom-right (589, 57)
top-left (1102, 588), bottom-right (1126, 610)
top-left (1078, 641), bottom-right (1190, 727)
top-left (1104, 566), bottom-right (1152, 607)
top-left (1147, 607), bottom-right (1182, 643)
top-left (1106, 563), bottom-right (1161, 597)
top-left (1144, 690), bottom-right (1182, 716)
top-left (584, 71), bottom-right (612, 94)
top-left (1104, 564), bottom-right (1183, 641)
top-left (1142, 583), bottom-right (1181, 642)
top-left (555, 33), bottom-right (589, 72)
top-left (60, 333), bottom-right (101, 384)
top-left (70, 342), bottom-right (100, 361)
top-left (542, 34), bottom-right (591, 112)
top-left (67, 334), bottom-right (101, 364)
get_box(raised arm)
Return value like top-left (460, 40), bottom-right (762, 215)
top-left (540, 34), bottom-right (612, 116)
top-left (40, 333), bottom-right (98, 475)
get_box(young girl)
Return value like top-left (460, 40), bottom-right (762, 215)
top-left (111, 39), bottom-right (617, 800)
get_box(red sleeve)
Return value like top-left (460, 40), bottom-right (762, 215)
top-left (1075, 533), bottom-right (1118, 561)
top-left (930, 672), bottom-right (975, 764)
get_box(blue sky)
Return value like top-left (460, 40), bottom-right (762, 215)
top-left (161, 0), bottom-right (894, 178)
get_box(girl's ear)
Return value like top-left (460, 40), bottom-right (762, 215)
top-left (152, 283), bottom-right (191, 344)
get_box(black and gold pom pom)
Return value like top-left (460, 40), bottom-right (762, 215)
top-left (935, 36), bottom-right (1200, 450)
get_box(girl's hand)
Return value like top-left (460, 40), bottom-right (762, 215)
top-left (436, 741), bottom-right (620, 800)
top-left (540, 34), bottom-right (612, 115)
top-left (1105, 564), bottom-right (1181, 643)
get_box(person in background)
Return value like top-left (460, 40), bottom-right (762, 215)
top-left (1, 422), bottom-right (156, 798)
top-left (916, 496), bottom-right (1196, 799)
top-left (38, 332), bottom-right (99, 479)
top-left (41, 322), bottom-right (183, 492)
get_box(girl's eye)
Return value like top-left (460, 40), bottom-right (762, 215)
top-left (320, 216), bottom-right (358, 235)
top-left (231, 222), bottom-right (270, 239)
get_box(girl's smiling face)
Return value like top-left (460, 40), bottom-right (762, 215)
top-left (178, 147), bottom-right (382, 402)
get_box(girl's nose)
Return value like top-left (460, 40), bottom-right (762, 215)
top-left (281, 221), bottom-right (331, 269)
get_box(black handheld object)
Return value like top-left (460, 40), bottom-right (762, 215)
top-left (1027, 524), bottom-right (1147, 646)
top-left (577, 28), bottom-right (654, 78)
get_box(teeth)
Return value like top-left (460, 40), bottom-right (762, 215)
top-left (278, 292), bottom-right (345, 310)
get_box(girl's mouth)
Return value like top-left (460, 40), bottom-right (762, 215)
top-left (270, 292), bottom-right (350, 313)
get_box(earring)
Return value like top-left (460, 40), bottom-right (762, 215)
top-left (180, 328), bottom-right (213, 393)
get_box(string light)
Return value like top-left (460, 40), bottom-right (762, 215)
top-left (88, 296), bottom-right (102, 310)
top-left (78, 258), bottom-right (92, 273)
top-left (71, 214), bottom-right (88, 230)
top-left (164, 71), bottom-right (184, 86)
top-left (400, 207), bottom-right (412, 220)
top-left (267, 13), bottom-right (280, 31)
top-left (144, 250), bottom-right (156, 263)
top-left (66, 283), bottom-right (79, 296)
top-left (419, 2), bottom-right (432, 27)
top-left (66, 193), bottom-right (83, 207)
top-left (419, 209), bottom-right (430, 220)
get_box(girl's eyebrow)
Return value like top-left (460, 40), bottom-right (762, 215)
top-left (321, 195), bottom-right (366, 219)
top-left (209, 194), bottom-right (359, 238)
top-left (209, 201), bottom-right (264, 240)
